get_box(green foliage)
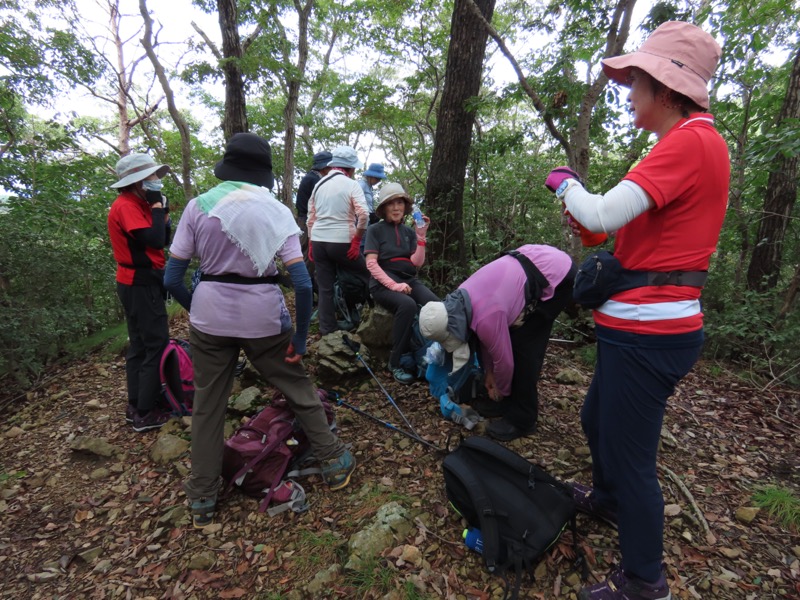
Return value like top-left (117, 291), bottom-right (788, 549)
top-left (752, 485), bottom-right (800, 531)
top-left (0, 469), bottom-right (27, 483)
top-left (344, 557), bottom-right (397, 596)
top-left (0, 112), bottom-right (122, 386)
top-left (0, 0), bottom-right (798, 399)
top-left (703, 276), bottom-right (800, 387)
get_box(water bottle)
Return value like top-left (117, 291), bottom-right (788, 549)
top-left (463, 527), bottom-right (483, 554)
top-left (424, 342), bottom-right (445, 366)
top-left (412, 204), bottom-right (425, 228)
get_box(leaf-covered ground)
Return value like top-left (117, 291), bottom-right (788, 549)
top-left (0, 313), bottom-right (798, 600)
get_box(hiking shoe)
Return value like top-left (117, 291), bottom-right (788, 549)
top-left (391, 367), bottom-right (416, 384)
top-left (191, 497), bottom-right (216, 529)
top-left (321, 449), bottom-right (356, 491)
top-left (486, 419), bottom-right (536, 441)
top-left (132, 408), bottom-right (171, 432)
top-left (579, 567), bottom-right (672, 600)
top-left (571, 482), bottom-right (618, 527)
top-left (125, 404), bottom-right (137, 424)
top-left (469, 397), bottom-right (504, 419)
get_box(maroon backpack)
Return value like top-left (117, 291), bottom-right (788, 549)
top-left (221, 390), bottom-right (336, 515)
top-left (159, 339), bottom-right (194, 415)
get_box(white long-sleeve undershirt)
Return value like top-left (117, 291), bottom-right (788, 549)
top-left (561, 179), bottom-right (654, 234)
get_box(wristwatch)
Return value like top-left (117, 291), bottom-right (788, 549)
top-left (555, 179), bottom-right (573, 199)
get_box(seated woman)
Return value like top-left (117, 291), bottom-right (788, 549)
top-left (364, 183), bottom-right (439, 384)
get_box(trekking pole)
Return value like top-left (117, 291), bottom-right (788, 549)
top-left (329, 391), bottom-right (441, 452)
top-left (341, 334), bottom-right (420, 436)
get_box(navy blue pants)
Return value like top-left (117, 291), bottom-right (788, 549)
top-left (582, 325), bottom-right (703, 582)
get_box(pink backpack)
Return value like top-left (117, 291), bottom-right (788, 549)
top-left (222, 390), bottom-right (336, 515)
top-left (159, 339), bottom-right (194, 415)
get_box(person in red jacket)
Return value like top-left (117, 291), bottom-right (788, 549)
top-left (107, 153), bottom-right (172, 432)
top-left (545, 22), bottom-right (730, 600)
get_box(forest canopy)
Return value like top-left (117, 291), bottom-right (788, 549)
top-left (1, 0), bottom-right (798, 390)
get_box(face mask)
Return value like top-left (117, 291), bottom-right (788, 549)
top-left (142, 179), bottom-right (163, 192)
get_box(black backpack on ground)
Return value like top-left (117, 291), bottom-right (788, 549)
top-left (442, 436), bottom-right (581, 599)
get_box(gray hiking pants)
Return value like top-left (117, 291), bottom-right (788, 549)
top-left (183, 326), bottom-right (345, 503)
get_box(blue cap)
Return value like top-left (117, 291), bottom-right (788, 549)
top-left (363, 163), bottom-right (386, 179)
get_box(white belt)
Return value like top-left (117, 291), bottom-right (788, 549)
top-left (597, 299), bottom-right (701, 321)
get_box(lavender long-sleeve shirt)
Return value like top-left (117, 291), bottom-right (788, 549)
top-left (459, 244), bottom-right (573, 396)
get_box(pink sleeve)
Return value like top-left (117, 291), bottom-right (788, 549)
top-left (366, 255), bottom-right (407, 293)
top-left (410, 235), bottom-right (426, 268)
top-left (352, 185), bottom-right (370, 232)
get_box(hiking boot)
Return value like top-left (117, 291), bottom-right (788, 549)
top-left (579, 567), bottom-right (672, 600)
top-left (486, 418), bottom-right (536, 441)
top-left (571, 482), bottom-right (618, 527)
top-left (469, 397), bottom-right (505, 419)
top-left (191, 497), bottom-right (216, 529)
top-left (132, 408), bottom-right (171, 432)
top-left (125, 404), bottom-right (137, 424)
top-left (321, 449), bottom-right (356, 491)
top-left (391, 367), bottom-right (416, 385)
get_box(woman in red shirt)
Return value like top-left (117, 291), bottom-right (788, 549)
top-left (545, 22), bottom-right (730, 600)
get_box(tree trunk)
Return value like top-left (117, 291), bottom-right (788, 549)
top-left (462, 0), bottom-right (634, 258)
top-left (570, 0), bottom-right (636, 175)
top-left (110, 0), bottom-right (130, 154)
top-left (218, 0), bottom-right (248, 140)
top-left (746, 46), bottom-right (800, 291)
top-left (281, 0), bottom-right (314, 207)
top-left (425, 0), bottom-right (496, 289)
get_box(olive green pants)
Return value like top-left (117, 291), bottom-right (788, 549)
top-left (183, 326), bottom-right (345, 503)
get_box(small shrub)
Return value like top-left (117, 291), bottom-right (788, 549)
top-left (752, 485), bottom-right (800, 531)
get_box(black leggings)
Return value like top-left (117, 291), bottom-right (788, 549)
top-left (371, 281), bottom-right (439, 369)
top-left (117, 282), bottom-right (169, 411)
top-left (495, 267), bottom-right (575, 428)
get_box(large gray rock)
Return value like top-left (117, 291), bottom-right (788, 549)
top-left (228, 386), bottom-right (264, 414)
top-left (345, 501), bottom-right (415, 570)
top-left (69, 437), bottom-right (121, 458)
top-left (356, 304), bottom-right (394, 361)
top-left (314, 331), bottom-right (372, 382)
top-left (149, 434), bottom-right (190, 464)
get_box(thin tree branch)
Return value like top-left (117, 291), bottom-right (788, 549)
top-left (462, 0), bottom-right (569, 154)
top-left (191, 21), bottom-right (221, 59)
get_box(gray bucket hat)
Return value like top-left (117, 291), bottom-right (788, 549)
top-left (328, 145), bottom-right (363, 169)
top-left (111, 153), bottom-right (170, 189)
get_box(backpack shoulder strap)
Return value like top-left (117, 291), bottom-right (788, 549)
top-left (503, 250), bottom-right (549, 306)
top-left (312, 170), bottom-right (344, 195)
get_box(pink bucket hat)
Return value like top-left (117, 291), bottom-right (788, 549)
top-left (601, 21), bottom-right (721, 110)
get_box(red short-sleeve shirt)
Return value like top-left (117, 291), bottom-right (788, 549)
top-left (595, 114), bottom-right (730, 334)
top-left (108, 191), bottom-right (166, 285)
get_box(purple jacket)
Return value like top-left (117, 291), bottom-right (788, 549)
top-left (459, 245), bottom-right (573, 396)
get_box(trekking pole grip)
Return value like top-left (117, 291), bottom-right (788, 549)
top-left (342, 334), bottom-right (360, 354)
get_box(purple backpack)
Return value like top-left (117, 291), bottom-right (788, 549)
top-left (222, 390), bottom-right (336, 515)
top-left (159, 339), bottom-right (194, 416)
